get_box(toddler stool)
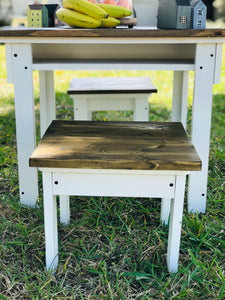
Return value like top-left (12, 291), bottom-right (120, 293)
top-left (29, 120), bottom-right (201, 273)
top-left (67, 77), bottom-right (157, 121)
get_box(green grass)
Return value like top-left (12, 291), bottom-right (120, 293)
top-left (0, 43), bottom-right (225, 300)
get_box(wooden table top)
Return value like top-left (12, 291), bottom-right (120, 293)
top-left (0, 27), bottom-right (225, 39)
top-left (29, 120), bottom-right (201, 171)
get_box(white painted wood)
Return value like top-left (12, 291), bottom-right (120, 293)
top-left (11, 44), bottom-right (38, 207)
top-left (59, 195), bottom-right (70, 226)
top-left (43, 171), bottom-right (58, 271)
top-left (39, 70), bottom-right (56, 137)
top-left (33, 61), bottom-right (195, 71)
top-left (172, 71), bottom-right (189, 129)
top-left (87, 96), bottom-right (134, 110)
top-left (73, 94), bottom-right (149, 121)
top-left (167, 175), bottom-right (186, 273)
top-left (74, 97), bottom-right (91, 120)
top-left (160, 197), bottom-right (171, 225)
top-left (52, 172), bottom-right (175, 198)
top-left (40, 168), bottom-right (189, 176)
top-left (76, 95), bottom-right (134, 111)
top-left (214, 43), bottom-right (223, 84)
top-left (188, 44), bottom-right (216, 213)
top-left (5, 43), bottom-right (14, 84)
top-left (134, 95), bottom-right (149, 121)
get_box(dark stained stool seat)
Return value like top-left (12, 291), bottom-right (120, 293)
top-left (30, 120), bottom-right (201, 171)
top-left (68, 77), bottom-right (157, 95)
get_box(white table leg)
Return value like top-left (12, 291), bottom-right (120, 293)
top-left (188, 44), bottom-right (216, 213)
top-left (39, 71), bottom-right (56, 137)
top-left (59, 195), bottom-right (70, 225)
top-left (43, 171), bottom-right (58, 271)
top-left (167, 175), bottom-right (185, 273)
top-left (161, 198), bottom-right (171, 225)
top-left (172, 71), bottom-right (189, 129)
top-left (11, 44), bottom-right (38, 207)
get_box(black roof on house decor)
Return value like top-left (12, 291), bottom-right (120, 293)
top-left (28, 4), bottom-right (44, 10)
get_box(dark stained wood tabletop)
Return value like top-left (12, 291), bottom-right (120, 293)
top-left (1, 27), bottom-right (225, 38)
top-left (29, 120), bottom-right (201, 171)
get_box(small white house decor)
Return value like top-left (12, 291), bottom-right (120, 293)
top-left (157, 0), bottom-right (207, 29)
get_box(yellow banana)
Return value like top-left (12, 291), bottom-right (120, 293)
top-left (56, 7), bottom-right (102, 28)
top-left (63, 0), bottom-right (108, 19)
top-left (98, 4), bottom-right (132, 18)
top-left (100, 16), bottom-right (120, 27)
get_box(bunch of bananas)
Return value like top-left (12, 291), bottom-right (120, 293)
top-left (56, 0), bottom-right (132, 28)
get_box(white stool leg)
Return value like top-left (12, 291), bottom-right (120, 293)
top-left (74, 96), bottom-right (92, 120)
top-left (134, 95), bottom-right (149, 121)
top-left (160, 197), bottom-right (171, 225)
top-left (59, 195), bottom-right (70, 225)
top-left (39, 71), bottom-right (56, 137)
top-left (167, 175), bottom-right (185, 273)
top-left (43, 171), bottom-right (58, 271)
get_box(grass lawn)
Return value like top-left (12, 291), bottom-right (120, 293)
top-left (0, 42), bottom-right (225, 300)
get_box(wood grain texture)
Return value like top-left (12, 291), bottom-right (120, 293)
top-left (29, 121), bottom-right (201, 171)
top-left (1, 27), bottom-right (225, 38)
top-left (68, 77), bottom-right (157, 94)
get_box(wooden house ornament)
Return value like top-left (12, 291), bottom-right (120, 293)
top-left (27, 4), bottom-right (60, 28)
top-left (190, 0), bottom-right (207, 29)
top-left (157, 0), bottom-right (207, 29)
top-left (27, 4), bottom-right (48, 28)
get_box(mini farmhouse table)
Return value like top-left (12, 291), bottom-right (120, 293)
top-left (0, 27), bottom-right (225, 214)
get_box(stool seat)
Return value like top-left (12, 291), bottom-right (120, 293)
top-left (67, 77), bottom-right (157, 95)
top-left (30, 120), bottom-right (201, 171)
